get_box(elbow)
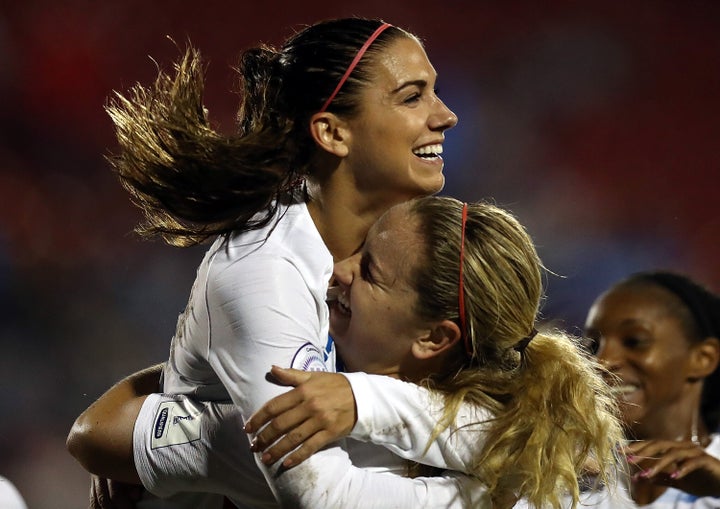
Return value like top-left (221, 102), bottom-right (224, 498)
top-left (66, 413), bottom-right (140, 484)
top-left (66, 414), bottom-right (105, 475)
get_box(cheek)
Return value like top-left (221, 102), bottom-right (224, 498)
top-left (640, 355), bottom-right (689, 398)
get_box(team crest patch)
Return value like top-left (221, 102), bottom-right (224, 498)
top-left (150, 399), bottom-right (204, 449)
top-left (290, 342), bottom-right (329, 372)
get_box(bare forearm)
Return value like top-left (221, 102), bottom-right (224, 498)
top-left (67, 363), bottom-right (164, 483)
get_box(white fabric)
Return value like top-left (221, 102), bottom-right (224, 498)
top-left (0, 477), bottom-right (27, 509)
top-left (574, 434), bottom-right (720, 508)
top-left (343, 372), bottom-right (492, 472)
top-left (134, 200), bottom-right (489, 508)
top-left (512, 434), bottom-right (720, 509)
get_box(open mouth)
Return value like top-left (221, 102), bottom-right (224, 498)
top-left (326, 286), bottom-right (340, 303)
top-left (327, 286), bottom-right (351, 315)
top-left (412, 143), bottom-right (443, 159)
top-left (336, 293), bottom-right (351, 316)
top-left (610, 384), bottom-right (640, 397)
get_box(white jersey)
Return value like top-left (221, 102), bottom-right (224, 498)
top-left (510, 435), bottom-right (720, 509)
top-left (572, 434), bottom-right (720, 509)
top-left (0, 477), bottom-right (27, 509)
top-left (134, 199), bottom-right (491, 508)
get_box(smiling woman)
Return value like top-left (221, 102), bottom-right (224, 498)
top-left (582, 271), bottom-right (720, 507)
top-left (71, 196), bottom-right (625, 509)
top-left (66, 16), bottom-right (500, 509)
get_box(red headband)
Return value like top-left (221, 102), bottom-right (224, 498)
top-left (459, 203), bottom-right (471, 356)
top-left (318, 23), bottom-right (393, 113)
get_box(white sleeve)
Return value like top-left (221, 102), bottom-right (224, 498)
top-left (205, 256), bottom-right (330, 418)
top-left (195, 258), bottom-right (489, 508)
top-left (341, 372), bottom-right (491, 473)
top-left (270, 455), bottom-right (492, 509)
top-left (134, 394), bottom-right (492, 509)
top-left (134, 393), bottom-right (277, 507)
top-left (0, 476), bottom-right (27, 509)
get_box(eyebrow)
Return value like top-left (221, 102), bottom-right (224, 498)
top-left (390, 78), bottom-right (431, 95)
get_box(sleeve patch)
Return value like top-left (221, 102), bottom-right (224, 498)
top-left (150, 399), bottom-right (204, 449)
top-left (290, 342), bottom-right (329, 372)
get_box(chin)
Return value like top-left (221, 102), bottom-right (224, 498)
top-left (427, 174), bottom-right (445, 195)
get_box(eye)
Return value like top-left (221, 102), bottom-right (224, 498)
top-left (359, 254), bottom-right (374, 282)
top-left (622, 335), bottom-right (647, 350)
top-left (403, 92), bottom-right (421, 104)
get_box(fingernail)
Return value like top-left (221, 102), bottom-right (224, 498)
top-left (670, 471), bottom-right (680, 479)
top-left (639, 469), bottom-right (653, 478)
top-left (250, 438), bottom-right (257, 451)
top-left (244, 423), bottom-right (253, 433)
top-left (283, 457), bottom-right (294, 468)
top-left (625, 454), bottom-right (636, 462)
top-left (262, 453), bottom-right (272, 464)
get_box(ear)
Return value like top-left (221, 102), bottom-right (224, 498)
top-left (411, 320), bottom-right (463, 360)
top-left (687, 337), bottom-right (720, 381)
top-left (309, 112), bottom-right (350, 157)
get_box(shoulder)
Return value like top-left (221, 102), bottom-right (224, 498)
top-left (210, 202), bottom-right (331, 285)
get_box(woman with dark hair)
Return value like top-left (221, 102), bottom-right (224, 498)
top-left (580, 270), bottom-right (720, 507)
top-left (70, 15), bottom-right (488, 509)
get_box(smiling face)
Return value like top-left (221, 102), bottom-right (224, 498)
top-left (584, 284), bottom-right (697, 439)
top-left (329, 203), bottom-right (434, 377)
top-left (342, 36), bottom-right (458, 202)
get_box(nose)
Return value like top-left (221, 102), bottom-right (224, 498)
top-left (332, 253), bottom-right (360, 288)
top-left (595, 337), bottom-right (624, 372)
top-left (430, 96), bottom-right (458, 131)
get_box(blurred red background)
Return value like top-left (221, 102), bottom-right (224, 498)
top-left (1, 1), bottom-right (718, 506)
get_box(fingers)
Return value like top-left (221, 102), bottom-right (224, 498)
top-left (90, 476), bottom-right (111, 509)
top-left (269, 366), bottom-right (313, 386)
top-left (623, 439), bottom-right (720, 497)
top-left (257, 419), bottom-right (326, 465)
top-left (108, 482), bottom-right (143, 509)
top-left (245, 388), bottom-right (304, 434)
top-left (250, 405), bottom-right (309, 453)
top-left (627, 441), bottom-right (702, 481)
top-left (278, 430), bottom-right (337, 468)
top-left (245, 368), bottom-right (314, 434)
top-left (89, 476), bottom-right (142, 509)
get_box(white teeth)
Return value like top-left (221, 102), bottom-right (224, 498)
top-left (336, 293), bottom-right (351, 315)
top-left (413, 144), bottom-right (443, 157)
top-left (326, 286), bottom-right (340, 302)
top-left (610, 385), bottom-right (638, 395)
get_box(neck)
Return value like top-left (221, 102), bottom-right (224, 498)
top-left (630, 385), bottom-right (708, 445)
top-left (628, 385), bottom-right (709, 505)
top-left (306, 176), bottom-right (406, 262)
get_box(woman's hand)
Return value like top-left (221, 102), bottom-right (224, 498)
top-left (625, 439), bottom-right (720, 497)
top-left (89, 476), bottom-right (143, 509)
top-left (244, 366), bottom-right (357, 468)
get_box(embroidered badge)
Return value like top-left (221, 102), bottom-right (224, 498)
top-left (290, 342), bottom-right (329, 372)
top-left (150, 399), bottom-right (204, 449)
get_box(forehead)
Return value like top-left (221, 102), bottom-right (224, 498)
top-left (366, 36), bottom-right (435, 90)
top-left (588, 285), bottom-right (684, 328)
top-left (366, 205), bottom-right (422, 274)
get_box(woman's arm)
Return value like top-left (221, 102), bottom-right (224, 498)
top-left (131, 390), bottom-right (492, 509)
top-left (245, 368), bottom-right (489, 472)
top-left (202, 257), bottom-right (489, 507)
top-left (67, 363), bottom-right (163, 482)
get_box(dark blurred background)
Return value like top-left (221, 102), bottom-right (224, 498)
top-left (1, 1), bottom-right (718, 506)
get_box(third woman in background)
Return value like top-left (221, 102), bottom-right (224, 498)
top-left (582, 271), bottom-right (720, 507)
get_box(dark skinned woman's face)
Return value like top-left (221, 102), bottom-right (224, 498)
top-left (584, 284), bottom-right (695, 436)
